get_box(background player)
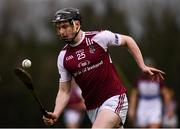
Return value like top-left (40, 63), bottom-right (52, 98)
top-left (42, 8), bottom-right (165, 128)
top-left (128, 58), bottom-right (170, 128)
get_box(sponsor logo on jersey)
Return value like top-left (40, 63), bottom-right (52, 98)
top-left (78, 60), bottom-right (90, 68)
top-left (73, 60), bottom-right (103, 77)
top-left (66, 55), bottom-right (74, 61)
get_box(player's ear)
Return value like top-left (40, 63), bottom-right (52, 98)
top-left (75, 20), bottom-right (80, 27)
top-left (73, 20), bottom-right (80, 32)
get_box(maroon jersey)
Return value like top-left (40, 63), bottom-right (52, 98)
top-left (57, 30), bottom-right (127, 110)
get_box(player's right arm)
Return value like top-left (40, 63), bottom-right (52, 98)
top-left (43, 81), bottom-right (72, 126)
top-left (54, 81), bottom-right (72, 117)
top-left (43, 50), bottom-right (72, 126)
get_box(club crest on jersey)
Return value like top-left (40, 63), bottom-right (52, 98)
top-left (89, 45), bottom-right (96, 53)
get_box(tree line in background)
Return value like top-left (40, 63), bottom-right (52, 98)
top-left (0, 1), bottom-right (179, 127)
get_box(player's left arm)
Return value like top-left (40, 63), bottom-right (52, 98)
top-left (119, 34), bottom-right (165, 79)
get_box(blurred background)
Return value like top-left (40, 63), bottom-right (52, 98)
top-left (0, 0), bottom-right (179, 127)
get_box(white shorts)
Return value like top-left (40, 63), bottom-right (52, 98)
top-left (64, 109), bottom-right (83, 125)
top-left (136, 98), bottom-right (162, 127)
top-left (87, 94), bottom-right (128, 125)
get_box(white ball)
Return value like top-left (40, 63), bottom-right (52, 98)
top-left (22, 59), bottom-right (31, 68)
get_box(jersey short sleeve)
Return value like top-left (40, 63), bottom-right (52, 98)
top-left (92, 30), bottom-right (122, 50)
top-left (57, 50), bottom-right (72, 82)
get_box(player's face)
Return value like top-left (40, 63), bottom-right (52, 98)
top-left (56, 21), bottom-right (75, 41)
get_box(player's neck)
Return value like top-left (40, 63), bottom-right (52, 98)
top-left (71, 30), bottom-right (84, 46)
top-left (74, 30), bottom-right (83, 42)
